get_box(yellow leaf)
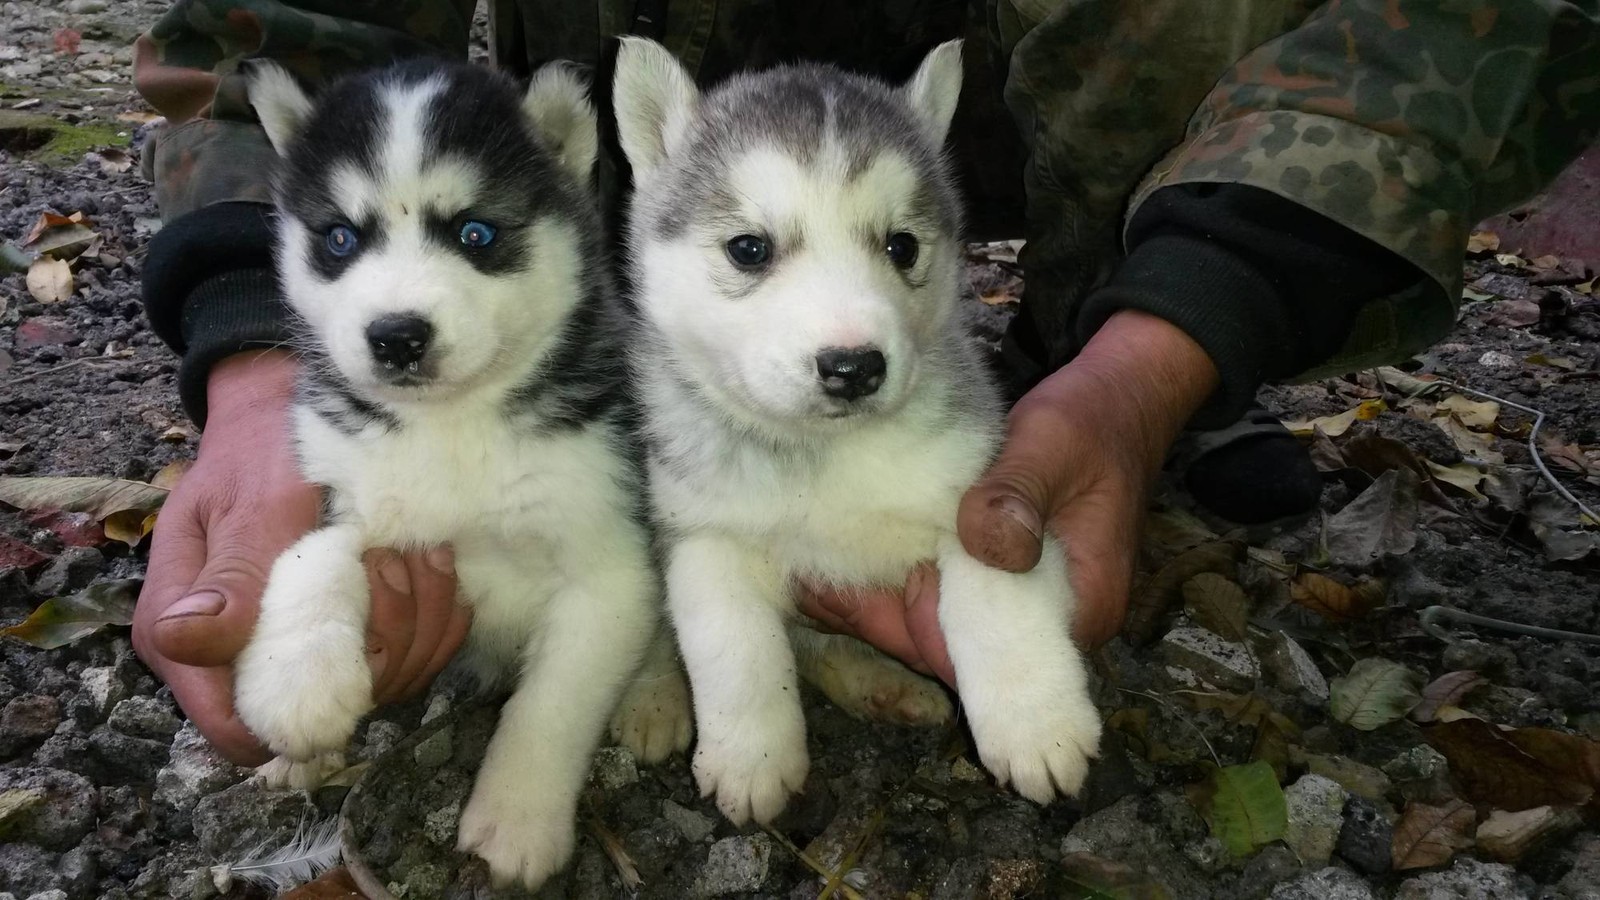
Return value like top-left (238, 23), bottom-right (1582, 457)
top-left (1283, 399), bottom-right (1387, 438)
top-left (1465, 231), bottom-right (1500, 254)
top-left (25, 257), bottom-right (73, 303)
top-left (1433, 415), bottom-right (1506, 465)
top-left (1495, 253), bottom-right (1529, 269)
top-left (101, 509), bottom-right (155, 548)
top-left (151, 461), bottom-right (191, 491)
top-left (1425, 460), bottom-right (1487, 501)
top-left (1438, 394), bottom-right (1500, 430)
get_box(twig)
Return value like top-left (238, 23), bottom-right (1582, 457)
top-left (1117, 687), bottom-right (1221, 767)
top-left (1420, 605), bottom-right (1600, 646)
top-left (760, 824), bottom-right (867, 900)
top-left (5, 355), bottom-right (127, 387)
top-left (1439, 379), bottom-right (1598, 524)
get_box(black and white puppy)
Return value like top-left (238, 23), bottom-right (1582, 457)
top-left (237, 59), bottom-right (688, 888)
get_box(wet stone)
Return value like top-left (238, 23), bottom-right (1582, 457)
top-left (1335, 795), bottom-right (1392, 876)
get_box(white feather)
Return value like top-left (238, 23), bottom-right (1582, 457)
top-left (207, 816), bottom-right (342, 894)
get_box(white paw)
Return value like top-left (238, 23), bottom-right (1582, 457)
top-left (235, 622), bottom-right (372, 761)
top-left (966, 681), bottom-right (1101, 804)
top-left (457, 781), bottom-right (576, 890)
top-left (803, 643), bottom-right (952, 727)
top-left (256, 751), bottom-right (347, 790)
top-left (609, 669), bottom-right (693, 764)
top-left (692, 708), bottom-right (809, 825)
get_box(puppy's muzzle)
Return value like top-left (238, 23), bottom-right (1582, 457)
top-left (815, 347), bottom-right (886, 401)
top-left (366, 314), bottom-right (435, 381)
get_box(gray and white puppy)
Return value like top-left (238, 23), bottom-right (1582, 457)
top-left (614, 38), bottom-right (1103, 826)
top-left (237, 59), bottom-right (688, 888)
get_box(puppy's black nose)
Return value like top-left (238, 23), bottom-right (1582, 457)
top-left (366, 315), bottom-right (433, 369)
top-left (816, 347), bottom-right (887, 400)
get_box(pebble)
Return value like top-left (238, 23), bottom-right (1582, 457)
top-left (1394, 857), bottom-right (1528, 899)
top-left (1300, 753), bottom-right (1392, 805)
top-left (192, 779), bottom-right (319, 859)
top-left (1476, 350), bottom-right (1518, 368)
top-left (12, 318), bottom-right (80, 351)
top-left (590, 746), bottom-right (639, 790)
top-left (1058, 794), bottom-right (1209, 896)
top-left (107, 696), bottom-right (181, 741)
top-left (1234, 845), bottom-right (1302, 900)
top-left (1557, 836), bottom-right (1600, 898)
top-left (359, 719), bottom-right (406, 761)
top-left (697, 835), bottom-right (772, 896)
top-left (1269, 866), bottom-right (1376, 900)
top-left (154, 723), bottom-right (247, 835)
top-left (29, 546), bottom-right (103, 598)
top-left (0, 695), bottom-right (62, 755)
top-left (65, 0), bottom-right (109, 12)
top-left (1262, 632), bottom-right (1329, 701)
top-left (0, 768), bottom-right (95, 850)
top-left (1335, 795), bottom-right (1392, 876)
top-left (1157, 625), bottom-right (1259, 692)
top-left (0, 843), bottom-right (63, 897)
top-left (422, 801), bottom-right (460, 847)
top-left (662, 799), bottom-right (715, 843)
top-left (411, 725), bottom-right (452, 771)
top-left (1475, 805), bottom-right (1580, 862)
top-left (88, 728), bottom-right (170, 781)
top-left (1383, 745), bottom-right (1455, 804)
top-left (25, 891), bottom-right (69, 900)
top-left (1283, 775), bottom-right (1348, 867)
top-left (76, 666), bottom-right (131, 721)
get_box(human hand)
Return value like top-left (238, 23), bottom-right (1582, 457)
top-left (798, 310), bottom-right (1219, 683)
top-left (131, 351), bottom-right (470, 765)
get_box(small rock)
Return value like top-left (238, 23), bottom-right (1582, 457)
top-left (1262, 633), bottom-right (1329, 702)
top-left (88, 729), bottom-right (169, 781)
top-left (412, 725), bottom-right (452, 770)
top-left (589, 746), bottom-right (639, 790)
top-left (1475, 805), bottom-right (1580, 862)
top-left (66, 0), bottom-right (110, 11)
top-left (1383, 745), bottom-right (1454, 804)
top-left (154, 723), bottom-right (247, 835)
top-left (1556, 836), bottom-right (1600, 898)
top-left (1442, 639), bottom-right (1516, 676)
top-left (1284, 775), bottom-right (1348, 867)
top-left (1336, 795), bottom-right (1392, 876)
top-left (422, 801), bottom-right (460, 847)
top-left (0, 843), bottom-right (63, 897)
top-left (0, 769), bottom-right (95, 851)
top-left (1301, 753), bottom-right (1393, 805)
top-left (193, 779), bottom-right (318, 859)
top-left (420, 690), bottom-right (451, 726)
top-left (1395, 857), bottom-right (1528, 899)
top-left (697, 835), bottom-right (772, 896)
top-left (107, 696), bottom-right (181, 741)
top-left (950, 756), bottom-right (984, 782)
top-left (1058, 794), bottom-right (1209, 895)
top-left (1476, 350), bottom-right (1518, 368)
top-left (930, 858), bottom-right (986, 900)
top-left (24, 891), bottom-right (68, 900)
top-left (359, 720), bottom-right (406, 760)
top-left (1269, 866), bottom-right (1375, 900)
top-left (76, 666), bottom-right (130, 721)
top-left (1235, 845), bottom-right (1303, 899)
top-left (29, 547), bottom-right (104, 599)
top-left (0, 695), bottom-right (62, 755)
top-left (54, 843), bottom-right (95, 897)
top-left (662, 799), bottom-right (714, 843)
top-left (13, 318), bottom-right (79, 351)
top-left (1157, 625), bottom-right (1259, 692)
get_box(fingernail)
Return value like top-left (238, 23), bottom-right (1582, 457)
top-left (376, 552), bottom-right (411, 595)
top-left (425, 545), bottom-right (455, 575)
top-left (158, 591), bottom-right (225, 621)
top-left (993, 494), bottom-right (1042, 540)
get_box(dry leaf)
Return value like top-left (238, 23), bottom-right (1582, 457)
top-left (1, 242), bottom-right (30, 275)
top-left (1283, 399), bottom-right (1387, 438)
top-left (1290, 572), bottom-right (1379, 623)
top-left (1530, 254), bottom-right (1562, 271)
top-left (1433, 415), bottom-right (1505, 465)
top-left (116, 110), bottom-right (163, 125)
top-left (1524, 353), bottom-right (1577, 371)
top-left (1181, 572), bottom-right (1251, 641)
top-left (1, 580), bottom-right (140, 649)
top-left (1576, 278), bottom-right (1595, 295)
top-left (1127, 538), bottom-right (1241, 645)
top-left (29, 223), bottom-right (98, 261)
top-left (90, 148), bottom-right (133, 175)
top-left (101, 509), bottom-right (157, 548)
top-left (25, 258), bottom-right (74, 303)
top-left (1413, 671), bottom-right (1486, 724)
top-left (1438, 395), bottom-right (1500, 430)
top-left (1392, 800), bottom-right (1476, 870)
top-left (0, 475), bottom-right (169, 521)
top-left (1325, 468), bottom-right (1420, 566)
top-left (151, 460), bottom-right (192, 491)
top-left (1466, 231), bottom-right (1501, 254)
top-left (1424, 460), bottom-right (1488, 501)
top-left (1495, 253), bottom-right (1529, 269)
top-left (1374, 367), bottom-right (1445, 399)
top-left (1341, 432), bottom-right (1430, 479)
top-left (1330, 658), bottom-right (1424, 730)
top-left (23, 212), bottom-right (77, 244)
top-left (1425, 718), bottom-right (1600, 810)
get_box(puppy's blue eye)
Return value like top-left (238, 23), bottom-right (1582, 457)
top-left (460, 220), bottom-right (497, 248)
top-left (325, 225), bottom-right (358, 257)
top-left (726, 234), bottom-right (770, 269)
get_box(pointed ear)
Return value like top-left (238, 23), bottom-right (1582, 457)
top-left (244, 61), bottom-right (314, 156)
top-left (523, 63), bottom-right (599, 183)
top-left (902, 39), bottom-right (963, 145)
top-left (612, 36), bottom-right (699, 181)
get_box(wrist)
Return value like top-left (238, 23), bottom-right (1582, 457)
top-left (204, 350), bottom-right (299, 427)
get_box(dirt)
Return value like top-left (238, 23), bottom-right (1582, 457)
top-left (4, 2), bottom-right (1600, 899)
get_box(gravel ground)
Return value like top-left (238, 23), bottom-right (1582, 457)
top-left (4, 2), bottom-right (1600, 899)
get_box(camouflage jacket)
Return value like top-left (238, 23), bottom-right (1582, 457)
top-left (135, 0), bottom-right (1600, 425)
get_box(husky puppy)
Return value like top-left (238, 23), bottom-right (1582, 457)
top-left (614, 38), bottom-right (1103, 825)
top-left (236, 59), bottom-right (688, 887)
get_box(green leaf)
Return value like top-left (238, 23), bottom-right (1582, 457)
top-left (0, 242), bottom-right (30, 274)
top-left (0, 475), bottom-right (169, 520)
top-left (1195, 761), bottom-right (1287, 856)
top-left (1, 579), bottom-right (141, 649)
top-left (1329, 658), bottom-right (1423, 730)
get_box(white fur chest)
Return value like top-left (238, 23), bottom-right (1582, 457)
top-left (295, 400), bottom-right (624, 553)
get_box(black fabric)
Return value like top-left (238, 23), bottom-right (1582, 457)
top-left (1184, 426), bottom-right (1324, 526)
top-left (1038, 183), bottom-right (1420, 429)
top-left (141, 201), bottom-right (292, 427)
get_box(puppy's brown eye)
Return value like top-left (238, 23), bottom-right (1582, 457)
top-left (886, 232), bottom-right (918, 269)
top-left (726, 234), bottom-right (770, 269)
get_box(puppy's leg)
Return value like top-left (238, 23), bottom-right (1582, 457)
top-left (670, 533), bottom-right (807, 826)
top-left (792, 628), bottom-right (952, 727)
top-left (235, 524), bottom-right (371, 775)
top-left (457, 550), bottom-right (654, 890)
top-left (936, 533), bottom-right (1101, 803)
top-left (609, 626), bottom-right (693, 764)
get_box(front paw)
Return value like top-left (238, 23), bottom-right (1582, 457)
top-left (235, 623), bottom-right (372, 761)
top-left (256, 752), bottom-right (348, 790)
top-left (692, 710), bottom-right (809, 825)
top-left (458, 780), bottom-right (576, 890)
top-left (609, 668), bottom-right (693, 764)
top-left (967, 681), bottom-right (1101, 804)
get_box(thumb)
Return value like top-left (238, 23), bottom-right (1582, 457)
top-left (148, 526), bottom-right (276, 669)
top-left (958, 432), bottom-right (1065, 573)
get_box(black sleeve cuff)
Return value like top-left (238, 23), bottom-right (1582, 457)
top-left (141, 202), bottom-right (293, 427)
top-left (1076, 233), bottom-right (1289, 429)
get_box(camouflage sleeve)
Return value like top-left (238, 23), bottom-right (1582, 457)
top-left (1129, 0), bottom-right (1600, 378)
top-left (132, 0), bottom-right (474, 425)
